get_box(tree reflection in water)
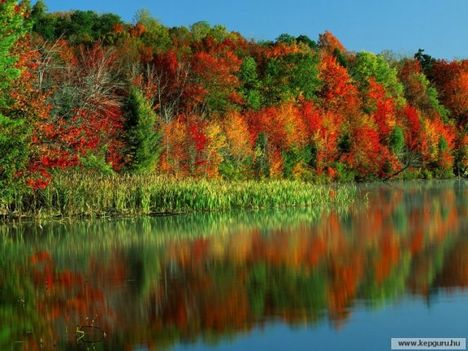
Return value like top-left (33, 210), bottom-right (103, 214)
top-left (0, 180), bottom-right (466, 350)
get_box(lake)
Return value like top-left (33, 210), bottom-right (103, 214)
top-left (1, 180), bottom-right (467, 350)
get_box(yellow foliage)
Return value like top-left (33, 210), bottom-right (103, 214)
top-left (223, 111), bottom-right (253, 160)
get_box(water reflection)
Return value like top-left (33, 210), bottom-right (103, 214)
top-left (0, 181), bottom-right (466, 350)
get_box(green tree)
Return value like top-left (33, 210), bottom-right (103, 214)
top-left (296, 35), bottom-right (317, 49)
top-left (389, 126), bottom-right (405, 156)
top-left (262, 53), bottom-right (320, 105)
top-left (0, 0), bottom-right (29, 203)
top-left (124, 88), bottom-right (162, 174)
top-left (333, 48), bottom-right (348, 68)
top-left (135, 9), bottom-right (171, 52)
top-left (31, 0), bottom-right (57, 40)
top-left (0, 116), bottom-right (31, 201)
top-left (239, 56), bottom-right (261, 110)
top-left (209, 24), bottom-right (230, 42)
top-left (0, 2), bottom-right (27, 108)
top-left (31, 0), bottom-right (47, 19)
top-left (276, 33), bottom-right (296, 44)
top-left (351, 51), bottom-right (405, 106)
top-left (191, 21), bottom-right (211, 41)
top-left (32, 7), bottom-right (123, 43)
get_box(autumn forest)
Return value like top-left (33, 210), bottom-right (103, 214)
top-left (0, 0), bottom-right (467, 214)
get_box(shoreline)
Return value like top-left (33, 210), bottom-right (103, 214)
top-left (1, 176), bottom-right (465, 224)
top-left (0, 174), bottom-right (358, 223)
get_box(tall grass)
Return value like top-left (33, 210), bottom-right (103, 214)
top-left (0, 174), bottom-right (356, 220)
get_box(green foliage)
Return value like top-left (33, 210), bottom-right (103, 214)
top-left (276, 33), bottom-right (296, 44)
top-left (287, 53), bottom-right (321, 100)
top-left (417, 74), bottom-right (449, 121)
top-left (189, 20), bottom-right (232, 42)
top-left (308, 143), bottom-right (318, 169)
top-left (338, 133), bottom-right (351, 154)
top-left (219, 158), bottom-right (242, 180)
top-left (31, 0), bottom-right (47, 20)
top-left (389, 126), bottom-right (405, 156)
top-left (0, 173), bottom-right (356, 218)
top-left (334, 162), bottom-right (357, 182)
top-left (79, 153), bottom-right (115, 176)
top-left (0, 115), bottom-right (30, 204)
top-left (32, 8), bottom-right (123, 43)
top-left (254, 133), bottom-right (270, 178)
top-left (296, 35), bottom-right (317, 49)
top-left (210, 24), bottom-right (231, 42)
top-left (262, 53), bottom-right (320, 105)
top-left (0, 0), bottom-right (27, 108)
top-left (0, 1), bottom-right (30, 204)
top-left (69, 11), bottom-right (123, 43)
top-left (352, 52), bottom-right (405, 105)
top-left (124, 88), bottom-right (162, 174)
top-left (438, 136), bottom-right (448, 152)
top-left (421, 169), bottom-right (433, 180)
top-left (191, 21), bottom-right (211, 41)
top-left (433, 167), bottom-right (454, 179)
top-left (239, 56), bottom-right (261, 110)
top-left (333, 48), bottom-right (348, 68)
top-left (31, 2), bottom-right (56, 40)
top-left (282, 146), bottom-right (313, 179)
top-left (50, 84), bottom-right (81, 119)
top-left (135, 9), bottom-right (171, 52)
top-left (219, 155), bottom-right (253, 180)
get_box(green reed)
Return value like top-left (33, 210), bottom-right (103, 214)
top-left (0, 174), bottom-right (357, 220)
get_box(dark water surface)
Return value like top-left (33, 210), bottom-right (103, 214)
top-left (1, 180), bottom-right (467, 350)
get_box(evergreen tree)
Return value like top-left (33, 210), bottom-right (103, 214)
top-left (239, 57), bottom-right (261, 110)
top-left (124, 88), bottom-right (161, 174)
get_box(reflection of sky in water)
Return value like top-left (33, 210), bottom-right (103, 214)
top-left (0, 180), bottom-right (467, 350)
top-left (174, 293), bottom-right (468, 351)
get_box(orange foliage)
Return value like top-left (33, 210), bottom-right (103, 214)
top-left (318, 31), bottom-right (346, 55)
top-left (367, 79), bottom-right (396, 139)
top-left (319, 54), bottom-right (360, 117)
top-left (223, 111), bottom-right (253, 159)
top-left (264, 42), bottom-right (302, 58)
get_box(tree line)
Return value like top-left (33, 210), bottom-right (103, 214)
top-left (1, 0), bottom-right (467, 203)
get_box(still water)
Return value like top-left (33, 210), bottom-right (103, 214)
top-left (1, 181), bottom-right (467, 350)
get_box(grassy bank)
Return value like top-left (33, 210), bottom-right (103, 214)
top-left (0, 174), bottom-right (356, 220)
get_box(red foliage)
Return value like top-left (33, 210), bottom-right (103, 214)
top-left (189, 120), bottom-right (208, 152)
top-left (368, 79), bottom-right (396, 139)
top-left (403, 105), bottom-right (421, 151)
top-left (343, 125), bottom-right (382, 176)
top-left (190, 44), bottom-right (242, 111)
top-left (301, 100), bottom-right (322, 136)
top-left (319, 54), bottom-right (360, 116)
top-left (430, 60), bottom-right (468, 127)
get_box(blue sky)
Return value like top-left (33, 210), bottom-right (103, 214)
top-left (38, 0), bottom-right (467, 59)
